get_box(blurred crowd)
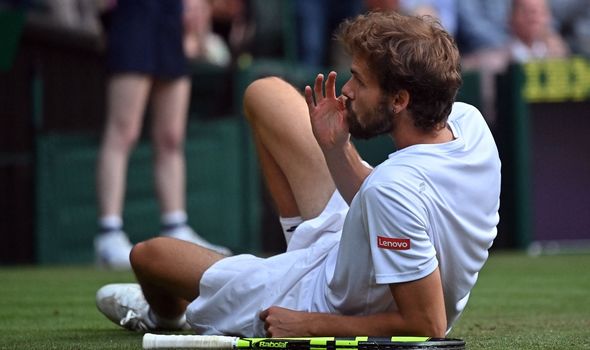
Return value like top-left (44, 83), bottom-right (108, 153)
top-left (20, 0), bottom-right (590, 64)
top-left (12, 0), bottom-right (590, 120)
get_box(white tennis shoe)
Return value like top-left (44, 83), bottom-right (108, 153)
top-left (96, 283), bottom-right (190, 332)
top-left (94, 231), bottom-right (133, 269)
top-left (162, 225), bottom-right (232, 256)
top-left (96, 283), bottom-right (155, 332)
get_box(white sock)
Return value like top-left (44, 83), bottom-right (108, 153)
top-left (161, 211), bottom-right (188, 232)
top-left (147, 308), bottom-right (187, 330)
top-left (279, 216), bottom-right (303, 244)
top-left (98, 215), bottom-right (122, 234)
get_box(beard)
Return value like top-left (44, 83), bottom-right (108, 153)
top-left (345, 97), bottom-right (396, 140)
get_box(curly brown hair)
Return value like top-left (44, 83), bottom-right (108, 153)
top-left (336, 11), bottom-right (462, 132)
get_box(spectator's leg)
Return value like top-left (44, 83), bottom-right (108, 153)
top-left (97, 74), bottom-right (152, 219)
top-left (150, 77), bottom-right (191, 215)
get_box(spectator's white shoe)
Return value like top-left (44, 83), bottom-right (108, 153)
top-left (162, 225), bottom-right (232, 256)
top-left (96, 283), bottom-right (191, 332)
top-left (94, 231), bottom-right (133, 269)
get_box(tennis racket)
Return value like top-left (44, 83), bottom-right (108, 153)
top-left (142, 334), bottom-right (465, 350)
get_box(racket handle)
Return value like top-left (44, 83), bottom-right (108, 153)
top-left (143, 334), bottom-right (239, 349)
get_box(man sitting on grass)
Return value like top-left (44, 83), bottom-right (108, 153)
top-left (96, 11), bottom-right (501, 337)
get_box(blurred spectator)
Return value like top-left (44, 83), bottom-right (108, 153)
top-left (209, 0), bottom-right (254, 61)
top-left (300, 0), bottom-right (457, 71)
top-left (455, 0), bottom-right (511, 55)
top-left (40, 0), bottom-right (102, 34)
top-left (184, 0), bottom-right (231, 66)
top-left (95, 0), bottom-right (231, 269)
top-left (461, 0), bottom-right (569, 121)
top-left (295, 0), bottom-right (364, 68)
top-left (549, 0), bottom-right (590, 57)
top-left (508, 0), bottom-right (569, 62)
top-left (399, 0), bottom-right (457, 36)
top-left (300, 0), bottom-right (410, 70)
top-left (462, 0), bottom-right (569, 72)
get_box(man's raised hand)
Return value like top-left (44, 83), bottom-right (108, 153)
top-left (304, 71), bottom-right (350, 151)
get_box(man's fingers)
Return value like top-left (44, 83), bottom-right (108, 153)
top-left (259, 308), bottom-right (269, 321)
top-left (304, 85), bottom-right (315, 109)
top-left (314, 74), bottom-right (324, 102)
top-left (338, 95), bottom-right (348, 110)
top-left (325, 71), bottom-right (337, 99)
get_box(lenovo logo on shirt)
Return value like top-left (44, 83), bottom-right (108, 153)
top-left (377, 236), bottom-right (410, 250)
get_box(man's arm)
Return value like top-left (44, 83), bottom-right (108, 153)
top-left (321, 140), bottom-right (372, 205)
top-left (304, 71), bottom-right (372, 204)
top-left (259, 268), bottom-right (447, 338)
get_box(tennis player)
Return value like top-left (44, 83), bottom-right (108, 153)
top-left (96, 11), bottom-right (500, 338)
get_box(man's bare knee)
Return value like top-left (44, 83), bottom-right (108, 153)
top-left (243, 76), bottom-right (295, 122)
top-left (244, 76), bottom-right (285, 102)
top-left (130, 237), bottom-right (167, 275)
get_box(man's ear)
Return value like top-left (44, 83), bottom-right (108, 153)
top-left (391, 90), bottom-right (410, 113)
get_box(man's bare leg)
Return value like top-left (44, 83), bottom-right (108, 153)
top-left (243, 77), bottom-right (336, 219)
top-left (127, 76), bottom-right (336, 321)
top-left (130, 237), bottom-right (223, 320)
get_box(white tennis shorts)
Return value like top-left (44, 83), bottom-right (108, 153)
top-left (185, 191), bottom-right (349, 336)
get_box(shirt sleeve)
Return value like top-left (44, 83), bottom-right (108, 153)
top-left (360, 182), bottom-right (438, 285)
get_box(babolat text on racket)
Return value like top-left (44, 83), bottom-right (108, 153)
top-left (142, 334), bottom-right (466, 350)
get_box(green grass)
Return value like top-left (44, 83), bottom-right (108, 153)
top-left (451, 252), bottom-right (590, 349)
top-left (1, 252), bottom-right (589, 349)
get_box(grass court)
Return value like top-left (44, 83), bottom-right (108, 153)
top-left (0, 252), bottom-right (589, 350)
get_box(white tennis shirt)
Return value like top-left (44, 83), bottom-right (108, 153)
top-left (322, 102), bottom-right (501, 330)
top-left (187, 102), bottom-right (501, 336)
